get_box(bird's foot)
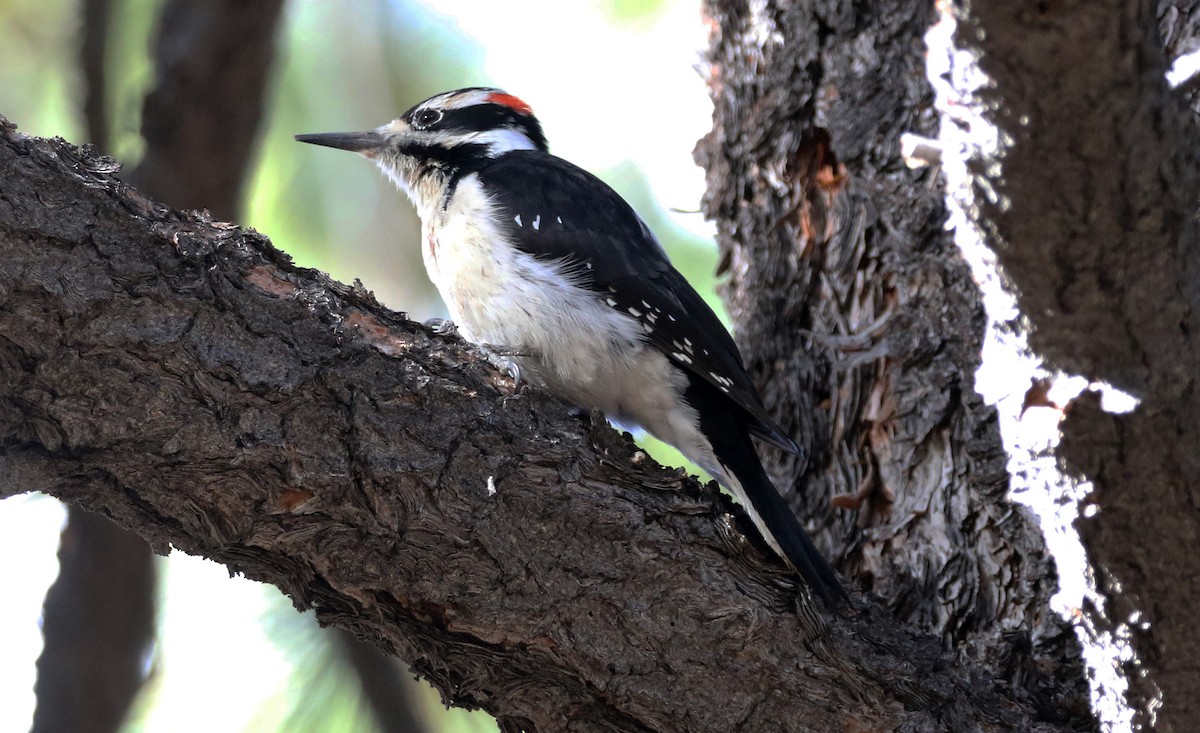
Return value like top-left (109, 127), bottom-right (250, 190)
top-left (424, 317), bottom-right (458, 336)
top-left (479, 344), bottom-right (529, 390)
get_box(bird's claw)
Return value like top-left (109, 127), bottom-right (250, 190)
top-left (487, 353), bottom-right (523, 388)
top-left (424, 317), bottom-right (458, 336)
top-left (480, 344), bottom-right (527, 390)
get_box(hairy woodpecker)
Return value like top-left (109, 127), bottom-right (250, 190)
top-left (296, 87), bottom-right (844, 603)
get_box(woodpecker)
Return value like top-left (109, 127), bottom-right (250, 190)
top-left (297, 87), bottom-right (844, 604)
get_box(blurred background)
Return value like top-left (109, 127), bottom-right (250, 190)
top-left (0, 0), bottom-right (724, 731)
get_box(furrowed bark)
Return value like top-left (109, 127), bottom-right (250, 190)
top-left (696, 0), bottom-right (1091, 726)
top-left (0, 119), bottom-right (1080, 732)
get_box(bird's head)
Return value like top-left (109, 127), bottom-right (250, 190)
top-left (296, 87), bottom-right (547, 213)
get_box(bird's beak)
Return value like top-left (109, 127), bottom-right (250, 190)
top-left (294, 130), bottom-right (386, 157)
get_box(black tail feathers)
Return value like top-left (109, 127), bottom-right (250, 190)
top-left (689, 384), bottom-right (845, 605)
top-left (734, 452), bottom-right (846, 605)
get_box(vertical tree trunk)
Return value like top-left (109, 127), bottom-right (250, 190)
top-left (695, 0), bottom-right (1092, 722)
top-left (943, 1), bottom-right (1200, 729)
top-left (31, 509), bottom-right (156, 733)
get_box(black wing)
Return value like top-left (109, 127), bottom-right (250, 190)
top-left (474, 150), bottom-right (798, 454)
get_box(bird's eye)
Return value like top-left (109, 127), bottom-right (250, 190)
top-left (412, 108), bottom-right (443, 130)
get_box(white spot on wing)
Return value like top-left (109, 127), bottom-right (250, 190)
top-left (605, 298), bottom-right (618, 307)
top-left (514, 214), bottom-right (523, 227)
top-left (532, 214), bottom-right (541, 230)
top-left (710, 372), bottom-right (734, 388)
top-left (487, 476), bottom-right (497, 496)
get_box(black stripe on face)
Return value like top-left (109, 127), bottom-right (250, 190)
top-left (410, 102), bottom-right (548, 153)
top-left (445, 104), bottom-right (547, 152)
top-left (397, 141), bottom-right (491, 171)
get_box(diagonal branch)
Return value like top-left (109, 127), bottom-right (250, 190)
top-left (0, 120), bottom-right (1079, 733)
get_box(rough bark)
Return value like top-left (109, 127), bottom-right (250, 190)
top-left (0, 118), bottom-right (1083, 732)
top-left (695, 0), bottom-right (1090, 724)
top-left (947, 1), bottom-right (1200, 730)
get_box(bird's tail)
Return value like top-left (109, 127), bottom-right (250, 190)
top-left (689, 389), bottom-right (845, 605)
top-left (725, 446), bottom-right (846, 606)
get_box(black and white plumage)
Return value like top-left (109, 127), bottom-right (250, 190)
top-left (297, 88), bottom-right (844, 604)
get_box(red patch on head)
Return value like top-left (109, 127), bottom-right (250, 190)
top-left (486, 92), bottom-right (533, 116)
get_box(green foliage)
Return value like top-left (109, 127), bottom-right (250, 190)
top-left (600, 0), bottom-right (670, 28)
top-left (0, 0), bottom-right (85, 140)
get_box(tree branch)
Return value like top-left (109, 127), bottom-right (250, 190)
top-left (0, 119), bottom-right (1087, 732)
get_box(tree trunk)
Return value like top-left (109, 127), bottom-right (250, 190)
top-left (695, 0), bottom-right (1089, 720)
top-left (31, 507), bottom-right (155, 733)
top-left (944, 1), bottom-right (1200, 730)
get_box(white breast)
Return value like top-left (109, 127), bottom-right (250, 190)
top-left (421, 177), bottom-right (682, 419)
top-left (420, 174), bottom-right (730, 530)
top-left (425, 175), bottom-right (634, 388)
top-left (406, 171), bottom-right (780, 566)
